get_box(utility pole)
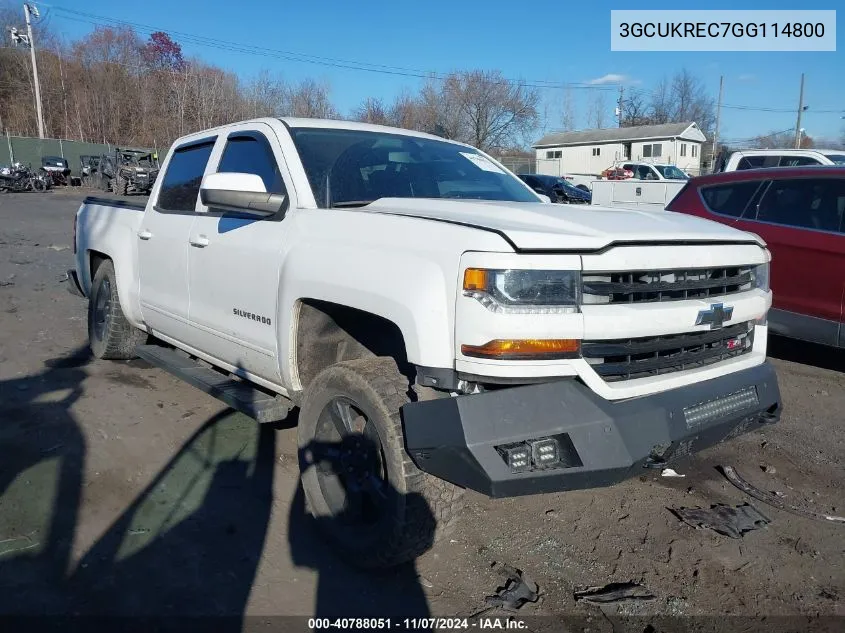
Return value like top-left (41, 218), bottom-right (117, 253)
top-left (617, 85), bottom-right (624, 128)
top-left (794, 73), bottom-right (805, 149)
top-left (711, 75), bottom-right (724, 173)
top-left (23, 3), bottom-right (45, 139)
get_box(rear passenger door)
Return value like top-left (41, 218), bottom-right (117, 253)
top-left (138, 137), bottom-right (216, 345)
top-left (737, 176), bottom-right (845, 344)
top-left (185, 122), bottom-right (294, 383)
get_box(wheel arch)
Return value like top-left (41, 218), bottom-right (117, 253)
top-left (85, 248), bottom-right (143, 328)
top-left (291, 299), bottom-right (411, 393)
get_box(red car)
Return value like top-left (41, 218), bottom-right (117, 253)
top-left (667, 166), bottom-right (845, 347)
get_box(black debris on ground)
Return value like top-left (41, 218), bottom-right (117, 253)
top-left (483, 562), bottom-right (539, 611)
top-left (669, 502), bottom-right (770, 539)
top-left (573, 581), bottom-right (657, 604)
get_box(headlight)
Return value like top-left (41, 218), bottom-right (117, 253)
top-left (463, 268), bottom-right (580, 314)
top-left (752, 262), bottom-right (769, 292)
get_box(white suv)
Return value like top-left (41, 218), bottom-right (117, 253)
top-left (722, 149), bottom-right (845, 172)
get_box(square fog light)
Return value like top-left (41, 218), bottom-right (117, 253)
top-left (529, 438), bottom-right (560, 468)
top-left (503, 445), bottom-right (531, 473)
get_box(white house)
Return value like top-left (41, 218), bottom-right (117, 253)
top-left (534, 122), bottom-right (706, 177)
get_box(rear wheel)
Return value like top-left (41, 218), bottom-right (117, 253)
top-left (88, 260), bottom-right (145, 360)
top-left (297, 357), bottom-right (464, 568)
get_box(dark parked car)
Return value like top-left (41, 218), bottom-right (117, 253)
top-left (666, 166), bottom-right (845, 347)
top-left (518, 173), bottom-right (591, 204)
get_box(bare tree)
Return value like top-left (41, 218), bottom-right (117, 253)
top-left (587, 92), bottom-right (607, 129)
top-left (285, 78), bottom-right (339, 119)
top-left (437, 70), bottom-right (539, 150)
top-left (560, 87), bottom-right (576, 131)
top-left (620, 91), bottom-right (651, 127)
top-left (387, 91), bottom-right (423, 130)
top-left (668, 68), bottom-right (716, 133)
top-left (752, 130), bottom-right (798, 149)
top-left (649, 77), bottom-right (671, 124)
top-left (353, 97), bottom-right (390, 125)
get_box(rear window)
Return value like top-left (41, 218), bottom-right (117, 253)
top-left (700, 181), bottom-right (763, 218)
top-left (755, 178), bottom-right (845, 232)
top-left (736, 156), bottom-right (778, 170)
top-left (779, 156), bottom-right (821, 167)
top-left (157, 140), bottom-right (215, 212)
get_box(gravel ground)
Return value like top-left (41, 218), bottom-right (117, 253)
top-left (0, 189), bottom-right (842, 627)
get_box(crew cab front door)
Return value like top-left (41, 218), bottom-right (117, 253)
top-left (138, 138), bottom-right (216, 345)
top-left (185, 124), bottom-right (293, 384)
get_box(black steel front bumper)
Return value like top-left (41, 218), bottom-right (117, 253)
top-left (401, 362), bottom-right (781, 498)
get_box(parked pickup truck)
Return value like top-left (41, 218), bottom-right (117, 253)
top-left (590, 179), bottom-right (685, 211)
top-left (68, 117), bottom-right (781, 567)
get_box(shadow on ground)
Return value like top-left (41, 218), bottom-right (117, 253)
top-left (768, 334), bottom-right (845, 373)
top-left (0, 346), bottom-right (432, 623)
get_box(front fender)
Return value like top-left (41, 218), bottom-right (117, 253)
top-left (278, 243), bottom-right (457, 390)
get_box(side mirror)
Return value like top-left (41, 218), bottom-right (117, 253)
top-left (199, 172), bottom-right (285, 217)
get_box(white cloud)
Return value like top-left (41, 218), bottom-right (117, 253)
top-left (587, 73), bottom-right (630, 85)
top-left (737, 73), bottom-right (756, 82)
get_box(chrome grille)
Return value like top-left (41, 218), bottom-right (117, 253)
top-left (582, 266), bottom-right (754, 304)
top-left (582, 322), bottom-right (754, 382)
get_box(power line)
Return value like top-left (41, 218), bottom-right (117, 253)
top-left (31, 3), bottom-right (845, 116)
top-left (48, 6), bottom-right (620, 92)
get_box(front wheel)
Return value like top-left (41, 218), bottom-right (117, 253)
top-left (113, 174), bottom-right (127, 196)
top-left (87, 260), bottom-right (146, 359)
top-left (297, 357), bottom-right (464, 568)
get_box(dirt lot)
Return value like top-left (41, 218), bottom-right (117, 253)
top-left (1, 190), bottom-right (843, 626)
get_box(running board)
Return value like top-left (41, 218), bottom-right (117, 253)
top-left (136, 344), bottom-right (293, 423)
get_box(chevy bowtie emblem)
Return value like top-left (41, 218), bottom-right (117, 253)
top-left (696, 303), bottom-right (734, 330)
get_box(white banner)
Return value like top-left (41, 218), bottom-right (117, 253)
top-left (611, 10), bottom-right (836, 52)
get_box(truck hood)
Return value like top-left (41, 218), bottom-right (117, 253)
top-left (363, 198), bottom-right (764, 251)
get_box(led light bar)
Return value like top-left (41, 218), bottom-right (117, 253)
top-left (683, 387), bottom-right (759, 428)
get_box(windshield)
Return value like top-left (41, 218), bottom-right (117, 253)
top-left (289, 127), bottom-right (537, 208)
top-left (826, 154), bottom-right (845, 165)
top-left (121, 152), bottom-right (154, 167)
top-left (654, 165), bottom-right (689, 180)
top-left (554, 178), bottom-right (582, 192)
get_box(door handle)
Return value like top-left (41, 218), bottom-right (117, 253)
top-left (189, 235), bottom-right (209, 248)
top-left (137, 229), bottom-right (153, 240)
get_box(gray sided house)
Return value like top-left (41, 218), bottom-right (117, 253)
top-left (534, 122), bottom-right (706, 177)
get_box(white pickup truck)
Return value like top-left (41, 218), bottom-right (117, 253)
top-left (590, 162), bottom-right (690, 211)
top-left (68, 118), bottom-right (781, 567)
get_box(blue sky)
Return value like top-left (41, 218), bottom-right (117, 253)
top-left (41, 0), bottom-right (844, 143)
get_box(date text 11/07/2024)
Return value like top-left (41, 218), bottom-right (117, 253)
top-left (307, 618), bottom-right (527, 630)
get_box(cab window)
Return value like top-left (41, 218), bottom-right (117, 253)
top-left (157, 140), bottom-right (216, 212)
top-left (217, 134), bottom-right (285, 194)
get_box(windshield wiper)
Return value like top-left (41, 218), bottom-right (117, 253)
top-left (331, 200), bottom-right (376, 208)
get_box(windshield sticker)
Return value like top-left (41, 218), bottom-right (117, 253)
top-left (460, 152), bottom-right (505, 174)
